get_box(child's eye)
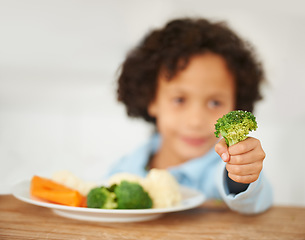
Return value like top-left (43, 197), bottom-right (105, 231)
top-left (173, 97), bottom-right (185, 105)
top-left (208, 100), bottom-right (221, 108)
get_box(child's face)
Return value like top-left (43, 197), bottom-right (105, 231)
top-left (148, 53), bottom-right (235, 163)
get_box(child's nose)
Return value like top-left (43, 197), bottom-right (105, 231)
top-left (186, 106), bottom-right (205, 128)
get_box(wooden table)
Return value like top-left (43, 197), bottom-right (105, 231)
top-left (1, 194), bottom-right (304, 240)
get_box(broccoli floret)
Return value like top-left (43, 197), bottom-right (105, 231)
top-left (87, 186), bottom-right (118, 209)
top-left (114, 181), bottom-right (152, 209)
top-left (86, 181), bottom-right (153, 210)
top-left (214, 110), bottom-right (258, 147)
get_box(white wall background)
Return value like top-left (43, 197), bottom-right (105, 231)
top-left (0, 0), bottom-right (304, 206)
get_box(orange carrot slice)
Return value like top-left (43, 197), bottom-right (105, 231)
top-left (30, 175), bottom-right (84, 207)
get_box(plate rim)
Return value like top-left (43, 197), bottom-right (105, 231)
top-left (12, 179), bottom-right (206, 219)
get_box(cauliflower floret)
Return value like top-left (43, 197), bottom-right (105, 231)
top-left (106, 169), bottom-right (182, 209)
top-left (142, 169), bottom-right (182, 208)
top-left (52, 170), bottom-right (97, 196)
top-left (107, 172), bottom-right (144, 186)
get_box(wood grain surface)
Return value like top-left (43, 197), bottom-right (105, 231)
top-left (1, 195), bottom-right (304, 240)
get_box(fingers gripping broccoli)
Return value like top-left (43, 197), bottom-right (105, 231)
top-left (115, 181), bottom-right (153, 209)
top-left (87, 186), bottom-right (118, 209)
top-left (214, 110), bottom-right (258, 147)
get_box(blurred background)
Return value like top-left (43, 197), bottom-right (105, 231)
top-left (0, 0), bottom-right (304, 206)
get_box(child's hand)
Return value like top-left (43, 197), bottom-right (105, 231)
top-left (215, 137), bottom-right (265, 184)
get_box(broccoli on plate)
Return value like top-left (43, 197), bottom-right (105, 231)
top-left (214, 110), bottom-right (258, 147)
top-left (115, 181), bottom-right (153, 209)
top-left (86, 181), bottom-right (153, 209)
top-left (87, 186), bottom-right (118, 209)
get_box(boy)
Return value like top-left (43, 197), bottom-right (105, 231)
top-left (107, 18), bottom-right (272, 214)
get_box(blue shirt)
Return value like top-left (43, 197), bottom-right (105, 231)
top-left (106, 134), bottom-right (273, 214)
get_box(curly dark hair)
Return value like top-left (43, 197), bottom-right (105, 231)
top-left (117, 18), bottom-right (265, 123)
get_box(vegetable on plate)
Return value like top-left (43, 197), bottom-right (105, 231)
top-left (30, 175), bottom-right (85, 207)
top-left (86, 181), bottom-right (153, 209)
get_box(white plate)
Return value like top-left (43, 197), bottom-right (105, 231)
top-left (12, 180), bottom-right (205, 222)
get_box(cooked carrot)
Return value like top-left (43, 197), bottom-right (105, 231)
top-left (31, 175), bottom-right (84, 207)
top-left (80, 196), bottom-right (87, 208)
top-left (31, 175), bottom-right (72, 191)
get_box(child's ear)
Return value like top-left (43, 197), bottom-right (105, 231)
top-left (148, 100), bottom-right (157, 117)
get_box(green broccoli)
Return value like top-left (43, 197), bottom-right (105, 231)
top-left (114, 181), bottom-right (152, 209)
top-left (87, 186), bottom-right (118, 209)
top-left (214, 110), bottom-right (258, 147)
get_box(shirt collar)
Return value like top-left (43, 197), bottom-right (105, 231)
top-left (148, 133), bottom-right (221, 186)
top-left (168, 148), bottom-right (220, 186)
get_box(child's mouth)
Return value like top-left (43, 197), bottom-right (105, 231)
top-left (181, 136), bottom-right (206, 147)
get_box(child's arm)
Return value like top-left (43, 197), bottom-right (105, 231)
top-left (214, 137), bottom-right (272, 214)
top-left (215, 137), bottom-right (265, 184)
